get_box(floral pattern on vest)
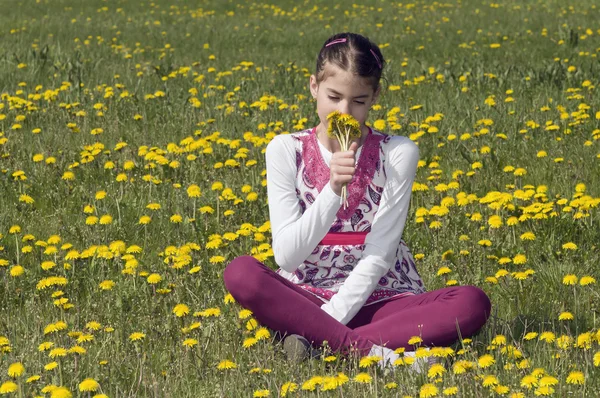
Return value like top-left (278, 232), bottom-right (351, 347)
top-left (278, 128), bottom-right (425, 305)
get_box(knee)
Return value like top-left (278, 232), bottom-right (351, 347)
top-left (223, 255), bottom-right (263, 302)
top-left (223, 255), bottom-right (254, 293)
top-left (459, 286), bottom-right (492, 323)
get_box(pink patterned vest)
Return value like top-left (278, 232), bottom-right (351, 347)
top-left (277, 127), bottom-right (425, 305)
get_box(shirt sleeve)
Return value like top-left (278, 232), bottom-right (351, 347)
top-left (266, 135), bottom-right (343, 273)
top-left (320, 136), bottom-right (420, 325)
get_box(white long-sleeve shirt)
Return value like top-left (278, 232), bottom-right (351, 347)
top-left (265, 130), bottom-right (420, 325)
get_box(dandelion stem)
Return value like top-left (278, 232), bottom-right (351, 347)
top-left (115, 197), bottom-right (122, 227)
top-left (216, 194), bottom-right (220, 226)
top-left (14, 235), bottom-right (20, 265)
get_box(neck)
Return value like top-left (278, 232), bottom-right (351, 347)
top-left (315, 123), bottom-right (369, 153)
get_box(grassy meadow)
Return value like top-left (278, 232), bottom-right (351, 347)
top-left (1, 0), bottom-right (600, 396)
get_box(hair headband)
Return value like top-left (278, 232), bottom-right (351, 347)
top-left (370, 49), bottom-right (382, 69)
top-left (325, 38), bottom-right (347, 47)
top-left (324, 38), bottom-right (382, 69)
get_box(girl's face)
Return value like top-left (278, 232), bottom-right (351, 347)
top-left (310, 63), bottom-right (380, 136)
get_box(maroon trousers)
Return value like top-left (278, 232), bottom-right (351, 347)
top-left (224, 255), bottom-right (491, 355)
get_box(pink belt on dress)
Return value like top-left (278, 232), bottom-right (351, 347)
top-left (319, 232), bottom-right (368, 245)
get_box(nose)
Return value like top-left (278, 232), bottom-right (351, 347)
top-left (338, 100), bottom-right (351, 115)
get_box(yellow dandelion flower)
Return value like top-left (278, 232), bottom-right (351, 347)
top-left (513, 254), bottom-right (527, 264)
top-left (10, 265), bottom-right (24, 277)
top-left (408, 336), bottom-right (423, 345)
top-left (482, 375), bottom-right (499, 387)
top-left (524, 332), bottom-right (538, 340)
top-left (129, 332), bottom-right (145, 342)
top-left (19, 194), bottom-right (34, 204)
top-left (576, 333), bottom-right (592, 349)
top-left (99, 280), bottom-right (115, 290)
top-left (49, 347), bottom-right (67, 357)
top-left (223, 293), bottom-right (235, 304)
top-left (187, 184), bottom-right (202, 198)
top-left (0, 381), bottom-right (18, 394)
top-left (353, 372), bottom-right (372, 383)
top-left (538, 376), bottom-right (558, 386)
top-left (520, 232), bottom-right (536, 241)
top-left (534, 386), bottom-right (554, 396)
top-left (566, 371), bottom-right (584, 385)
top-left (39, 342), bottom-right (54, 351)
top-left (359, 355), bottom-right (381, 368)
top-left (217, 360), bottom-right (236, 370)
top-left (452, 360), bottom-right (473, 374)
top-left (99, 215), bottom-right (112, 225)
top-left (173, 304), bottom-right (190, 317)
top-left (44, 361), bottom-right (58, 371)
top-left (9, 225), bottom-right (21, 234)
top-left (539, 332), bottom-right (555, 343)
top-left (78, 378), bottom-right (99, 392)
top-left (478, 354), bottom-right (495, 368)
top-left (182, 338), bottom-right (198, 348)
top-left (488, 215), bottom-right (502, 228)
top-left (492, 335), bottom-right (506, 345)
top-left (517, 359), bottom-right (530, 369)
top-left (147, 273), bottom-right (162, 284)
top-left (580, 276), bottom-right (596, 286)
top-left (7, 362), bottom-right (25, 378)
top-left (50, 386), bottom-right (72, 398)
top-left (437, 266), bottom-right (452, 276)
top-left (243, 337), bottom-right (258, 348)
top-left (280, 382), bottom-right (298, 397)
top-left (428, 363), bottom-right (445, 378)
top-left (209, 256), bottom-right (225, 264)
top-left (26, 375), bottom-right (40, 383)
top-left (255, 327), bottom-right (270, 340)
top-left (419, 383), bottom-right (439, 398)
top-left (558, 312), bottom-right (573, 321)
top-left (443, 386), bottom-right (458, 395)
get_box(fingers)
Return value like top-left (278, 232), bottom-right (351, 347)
top-left (329, 142), bottom-right (359, 196)
top-left (332, 157), bottom-right (356, 167)
top-left (330, 165), bottom-right (355, 176)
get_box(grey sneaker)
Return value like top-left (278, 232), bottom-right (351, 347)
top-left (283, 334), bottom-right (320, 362)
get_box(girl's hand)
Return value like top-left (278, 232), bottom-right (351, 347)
top-left (329, 141), bottom-right (359, 196)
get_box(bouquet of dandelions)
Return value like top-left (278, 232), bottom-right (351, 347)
top-left (326, 111), bottom-right (362, 209)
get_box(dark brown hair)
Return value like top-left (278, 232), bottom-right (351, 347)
top-left (315, 32), bottom-right (385, 91)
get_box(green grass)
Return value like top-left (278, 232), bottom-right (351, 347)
top-left (0, 0), bottom-right (599, 396)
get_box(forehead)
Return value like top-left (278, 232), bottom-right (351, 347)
top-left (319, 64), bottom-right (373, 94)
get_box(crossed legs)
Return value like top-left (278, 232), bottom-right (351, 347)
top-left (223, 256), bottom-right (491, 355)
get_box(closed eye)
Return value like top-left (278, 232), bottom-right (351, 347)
top-left (328, 96), bottom-right (365, 105)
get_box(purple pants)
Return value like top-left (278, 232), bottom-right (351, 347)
top-left (224, 255), bottom-right (491, 356)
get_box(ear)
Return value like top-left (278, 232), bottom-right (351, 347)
top-left (309, 75), bottom-right (319, 99)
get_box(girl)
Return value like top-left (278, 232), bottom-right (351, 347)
top-left (224, 32), bottom-right (491, 368)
